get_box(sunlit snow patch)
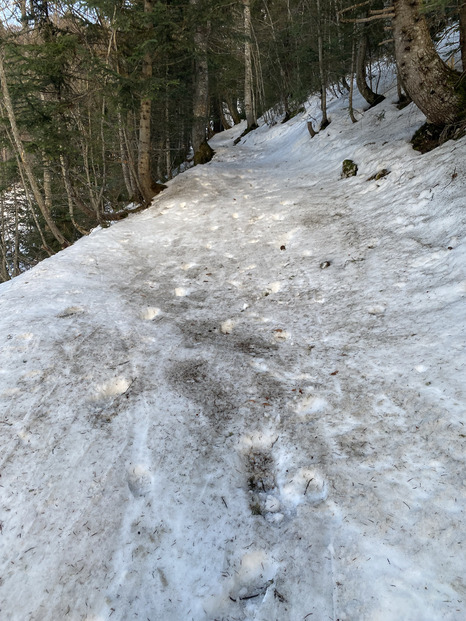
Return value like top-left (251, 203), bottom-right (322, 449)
top-left (221, 319), bottom-right (235, 334)
top-left (295, 394), bottom-right (328, 417)
top-left (126, 464), bottom-right (153, 497)
top-left (278, 467), bottom-right (328, 509)
top-left (140, 307), bottom-right (160, 320)
top-left (93, 377), bottom-right (131, 400)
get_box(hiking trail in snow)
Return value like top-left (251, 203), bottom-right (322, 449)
top-left (0, 84), bottom-right (465, 621)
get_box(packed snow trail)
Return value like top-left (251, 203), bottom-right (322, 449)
top-left (0, 87), bottom-right (465, 621)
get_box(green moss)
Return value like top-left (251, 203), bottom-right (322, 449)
top-left (341, 159), bottom-right (358, 178)
top-left (193, 141), bottom-right (214, 165)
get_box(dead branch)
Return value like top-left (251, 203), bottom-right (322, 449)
top-left (340, 13), bottom-right (395, 23)
top-left (338, 2), bottom-right (394, 23)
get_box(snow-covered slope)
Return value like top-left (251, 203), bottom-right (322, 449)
top-left (0, 82), bottom-right (465, 621)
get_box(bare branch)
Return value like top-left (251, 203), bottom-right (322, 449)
top-left (338, 2), bottom-right (395, 23)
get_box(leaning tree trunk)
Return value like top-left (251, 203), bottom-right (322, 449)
top-left (0, 50), bottom-right (68, 247)
top-left (393, 0), bottom-right (463, 125)
top-left (356, 31), bottom-right (384, 107)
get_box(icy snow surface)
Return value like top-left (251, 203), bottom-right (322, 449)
top-left (0, 84), bottom-right (465, 621)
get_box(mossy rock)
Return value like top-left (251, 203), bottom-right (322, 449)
top-left (341, 159), bottom-right (358, 178)
top-left (410, 122), bottom-right (462, 153)
top-left (193, 140), bottom-right (215, 165)
top-left (367, 169), bottom-right (390, 181)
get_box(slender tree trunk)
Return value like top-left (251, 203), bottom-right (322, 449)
top-left (138, 0), bottom-right (154, 203)
top-left (13, 150), bottom-right (54, 257)
top-left (0, 192), bottom-right (10, 282)
top-left (60, 154), bottom-right (89, 236)
top-left (356, 31), bottom-right (384, 107)
top-left (123, 112), bottom-right (143, 199)
top-left (226, 98), bottom-right (241, 125)
top-left (0, 50), bottom-right (68, 246)
top-left (460, 2), bottom-right (466, 71)
top-left (244, 0), bottom-right (257, 129)
top-left (349, 31), bottom-right (357, 123)
top-left (117, 111), bottom-right (133, 200)
top-left (316, 0), bottom-right (329, 128)
top-left (43, 155), bottom-right (53, 213)
top-left (13, 185), bottom-right (19, 276)
top-left (219, 100), bottom-right (232, 130)
top-left (393, 0), bottom-right (463, 125)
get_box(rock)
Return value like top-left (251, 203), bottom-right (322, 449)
top-left (367, 169), bottom-right (390, 181)
top-left (341, 159), bottom-right (358, 178)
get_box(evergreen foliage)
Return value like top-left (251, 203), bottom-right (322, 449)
top-left (0, 0), bottom-right (464, 279)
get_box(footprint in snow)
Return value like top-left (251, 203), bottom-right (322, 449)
top-left (93, 377), bottom-right (132, 401)
top-left (127, 464), bottom-right (153, 497)
top-left (57, 306), bottom-right (84, 318)
top-left (140, 307), bottom-right (161, 320)
top-left (278, 467), bottom-right (328, 508)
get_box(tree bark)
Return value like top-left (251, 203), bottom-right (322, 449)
top-left (244, 0), bottom-right (257, 129)
top-left (226, 98), bottom-right (241, 125)
top-left (393, 0), bottom-right (463, 125)
top-left (191, 0), bottom-right (211, 156)
top-left (138, 0), bottom-right (154, 204)
top-left (460, 1), bottom-right (466, 71)
top-left (356, 31), bottom-right (384, 107)
top-left (316, 0), bottom-right (329, 128)
top-left (60, 154), bottom-right (90, 236)
top-left (219, 100), bottom-right (232, 130)
top-left (0, 49), bottom-right (68, 247)
top-left (349, 31), bottom-right (358, 123)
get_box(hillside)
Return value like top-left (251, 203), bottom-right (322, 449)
top-left (0, 82), bottom-right (465, 621)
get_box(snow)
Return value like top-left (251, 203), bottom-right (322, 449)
top-left (0, 79), bottom-right (465, 621)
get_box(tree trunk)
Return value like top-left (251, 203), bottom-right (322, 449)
top-left (356, 31), bottom-right (384, 107)
top-left (138, 0), bottom-right (154, 204)
top-left (191, 0), bottom-right (211, 156)
top-left (117, 110), bottom-right (133, 200)
top-left (60, 154), bottom-right (90, 236)
top-left (460, 1), bottom-right (466, 71)
top-left (0, 49), bottom-right (68, 247)
top-left (393, 0), bottom-right (463, 125)
top-left (349, 31), bottom-right (357, 123)
top-left (219, 100), bottom-right (232, 130)
top-left (244, 0), bottom-right (257, 129)
top-left (226, 98), bottom-right (241, 125)
top-left (316, 0), bottom-right (329, 128)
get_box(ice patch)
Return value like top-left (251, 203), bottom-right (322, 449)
top-left (295, 395), bottom-right (328, 416)
top-left (140, 307), bottom-right (161, 320)
top-left (175, 287), bottom-right (188, 296)
top-left (94, 377), bottom-right (131, 400)
top-left (17, 332), bottom-right (34, 340)
top-left (367, 305), bottom-right (386, 315)
top-left (221, 319), bottom-right (235, 334)
top-left (266, 281), bottom-right (281, 294)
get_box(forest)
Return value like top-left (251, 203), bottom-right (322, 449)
top-left (0, 0), bottom-right (465, 281)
